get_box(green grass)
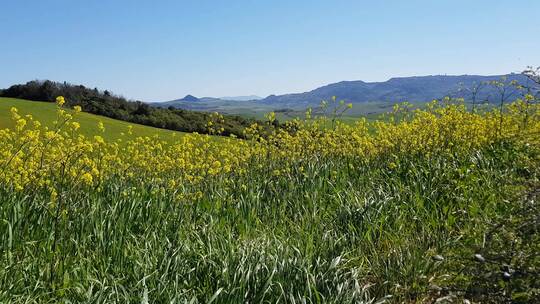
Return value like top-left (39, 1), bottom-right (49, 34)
top-left (1, 142), bottom-right (538, 303)
top-left (0, 97), bottom-right (185, 141)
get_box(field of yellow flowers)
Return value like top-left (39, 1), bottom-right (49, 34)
top-left (1, 95), bottom-right (539, 302)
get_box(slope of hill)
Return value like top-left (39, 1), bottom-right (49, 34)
top-left (0, 97), bottom-right (184, 142)
top-left (0, 81), bottom-right (259, 138)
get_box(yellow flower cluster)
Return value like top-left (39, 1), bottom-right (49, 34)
top-left (0, 96), bottom-right (538, 194)
top-left (264, 99), bottom-right (539, 161)
top-left (0, 98), bottom-right (260, 194)
top-left (206, 112), bottom-right (225, 135)
top-left (1, 105), bottom-right (97, 191)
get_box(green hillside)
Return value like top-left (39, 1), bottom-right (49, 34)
top-left (0, 80), bottom-right (260, 138)
top-left (0, 98), bottom-right (184, 142)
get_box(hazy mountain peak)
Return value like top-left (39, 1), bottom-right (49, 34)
top-left (181, 95), bottom-right (199, 102)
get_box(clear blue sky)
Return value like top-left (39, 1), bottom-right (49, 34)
top-left (1, 0), bottom-right (539, 101)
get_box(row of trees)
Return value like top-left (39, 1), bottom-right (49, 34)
top-left (0, 80), bottom-right (258, 137)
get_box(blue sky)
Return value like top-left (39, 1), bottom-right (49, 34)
top-left (1, 0), bottom-right (539, 101)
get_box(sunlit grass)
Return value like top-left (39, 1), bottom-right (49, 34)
top-left (0, 97), bottom-right (185, 142)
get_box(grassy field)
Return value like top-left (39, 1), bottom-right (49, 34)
top-left (0, 98), bottom-right (539, 303)
top-left (0, 97), bottom-right (184, 141)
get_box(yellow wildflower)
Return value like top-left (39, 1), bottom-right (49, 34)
top-left (81, 173), bottom-right (93, 185)
top-left (56, 96), bottom-right (65, 106)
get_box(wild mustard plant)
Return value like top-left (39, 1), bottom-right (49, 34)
top-left (0, 96), bottom-right (538, 191)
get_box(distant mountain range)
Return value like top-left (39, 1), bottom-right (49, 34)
top-left (153, 74), bottom-right (536, 114)
top-left (258, 74), bottom-right (532, 108)
top-left (157, 94), bottom-right (262, 106)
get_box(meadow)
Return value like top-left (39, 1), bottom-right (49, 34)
top-left (0, 96), bottom-right (539, 303)
top-left (0, 97), bottom-right (184, 142)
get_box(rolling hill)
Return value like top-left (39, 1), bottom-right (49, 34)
top-left (0, 97), bottom-right (184, 142)
top-left (0, 80), bottom-right (259, 137)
